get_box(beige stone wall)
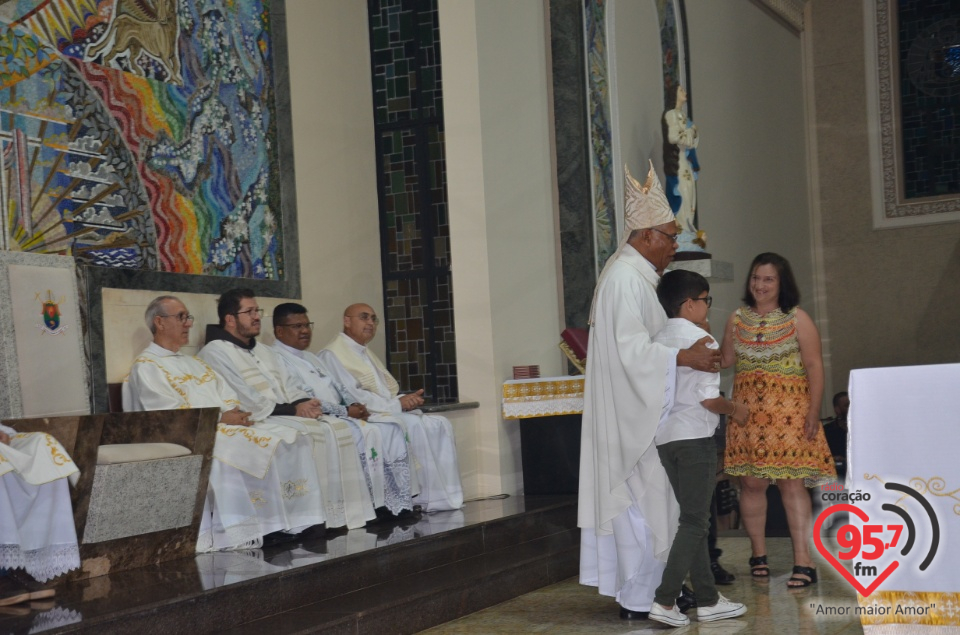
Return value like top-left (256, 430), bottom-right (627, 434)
top-left (285, 0), bottom-right (385, 358)
top-left (440, 0), bottom-right (563, 497)
top-left (608, 0), bottom-right (665, 196)
top-left (808, 0), bottom-right (960, 393)
top-left (684, 0), bottom-right (817, 401)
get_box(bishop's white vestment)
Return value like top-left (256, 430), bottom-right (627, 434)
top-left (123, 343), bottom-right (326, 551)
top-left (199, 334), bottom-right (376, 529)
top-left (273, 341), bottom-right (414, 515)
top-left (0, 424), bottom-right (80, 582)
top-left (578, 245), bottom-right (680, 612)
top-left (318, 333), bottom-right (463, 512)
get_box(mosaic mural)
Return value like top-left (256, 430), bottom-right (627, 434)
top-left (0, 0), bottom-right (285, 279)
top-left (584, 0), bottom-right (615, 274)
top-left (369, 0), bottom-right (457, 402)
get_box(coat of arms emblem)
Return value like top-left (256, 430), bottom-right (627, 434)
top-left (38, 290), bottom-right (66, 335)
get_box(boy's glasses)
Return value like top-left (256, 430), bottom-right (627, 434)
top-left (689, 296), bottom-right (712, 308)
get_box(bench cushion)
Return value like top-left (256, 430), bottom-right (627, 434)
top-left (96, 443), bottom-right (191, 465)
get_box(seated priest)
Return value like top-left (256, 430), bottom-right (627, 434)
top-left (0, 424), bottom-right (79, 606)
top-left (317, 303), bottom-right (463, 512)
top-left (271, 302), bottom-right (417, 518)
top-left (123, 295), bottom-right (326, 551)
top-left (198, 289), bottom-right (376, 529)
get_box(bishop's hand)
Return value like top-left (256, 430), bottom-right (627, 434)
top-left (677, 336), bottom-right (721, 373)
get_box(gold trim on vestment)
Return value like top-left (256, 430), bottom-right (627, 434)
top-left (857, 591), bottom-right (960, 625)
top-left (502, 378), bottom-right (584, 400)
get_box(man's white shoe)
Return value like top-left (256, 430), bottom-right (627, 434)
top-left (697, 595), bottom-right (747, 622)
top-left (649, 602), bottom-right (690, 627)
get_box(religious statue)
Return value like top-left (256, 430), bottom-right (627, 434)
top-left (662, 85), bottom-right (706, 253)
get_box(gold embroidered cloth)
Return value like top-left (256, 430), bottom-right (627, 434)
top-left (502, 377), bottom-right (584, 419)
top-left (0, 430), bottom-right (78, 486)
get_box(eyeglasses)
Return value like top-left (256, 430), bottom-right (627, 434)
top-left (689, 296), bottom-right (713, 308)
top-left (234, 308), bottom-right (265, 318)
top-left (280, 322), bottom-right (314, 331)
top-left (159, 312), bottom-right (195, 323)
top-left (346, 312), bottom-right (379, 325)
top-left (650, 227), bottom-right (680, 243)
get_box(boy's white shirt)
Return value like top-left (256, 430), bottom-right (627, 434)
top-left (653, 317), bottom-right (721, 445)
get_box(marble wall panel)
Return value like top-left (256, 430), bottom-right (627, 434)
top-left (0, 252), bottom-right (89, 419)
top-left (82, 455), bottom-right (203, 544)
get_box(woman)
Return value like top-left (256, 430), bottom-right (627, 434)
top-left (720, 253), bottom-right (836, 588)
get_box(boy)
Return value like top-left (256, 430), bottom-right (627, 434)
top-left (648, 270), bottom-right (748, 627)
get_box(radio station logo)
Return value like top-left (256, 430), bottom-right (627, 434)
top-left (813, 481), bottom-right (940, 597)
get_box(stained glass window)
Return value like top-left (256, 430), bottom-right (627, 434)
top-left (898, 2), bottom-right (960, 200)
top-left (369, 0), bottom-right (457, 402)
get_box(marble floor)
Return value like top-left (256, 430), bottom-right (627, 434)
top-left (420, 536), bottom-right (865, 635)
top-left (0, 495), bottom-right (578, 634)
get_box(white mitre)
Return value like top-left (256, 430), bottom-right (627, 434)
top-left (588, 161), bottom-right (675, 324)
top-left (623, 161), bottom-right (675, 232)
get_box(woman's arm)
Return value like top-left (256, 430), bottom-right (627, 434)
top-left (796, 308), bottom-right (824, 441)
top-left (719, 311), bottom-right (737, 369)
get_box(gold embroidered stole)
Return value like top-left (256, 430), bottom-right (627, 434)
top-left (0, 432), bottom-right (79, 485)
top-left (324, 335), bottom-right (400, 398)
top-left (147, 349), bottom-right (283, 480)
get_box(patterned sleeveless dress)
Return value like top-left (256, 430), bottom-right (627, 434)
top-left (723, 307), bottom-right (836, 487)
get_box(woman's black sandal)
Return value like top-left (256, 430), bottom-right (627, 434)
top-left (749, 555), bottom-right (769, 577)
top-left (788, 565), bottom-right (818, 587)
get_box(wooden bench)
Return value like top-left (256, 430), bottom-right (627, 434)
top-left (5, 407), bottom-right (219, 581)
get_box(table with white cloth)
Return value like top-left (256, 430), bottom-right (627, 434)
top-left (847, 363), bottom-right (960, 628)
top-left (502, 377), bottom-right (583, 495)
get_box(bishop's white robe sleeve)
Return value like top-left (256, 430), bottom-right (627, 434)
top-left (315, 350), bottom-right (404, 415)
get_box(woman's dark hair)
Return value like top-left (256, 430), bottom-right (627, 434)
top-left (742, 252), bottom-right (800, 312)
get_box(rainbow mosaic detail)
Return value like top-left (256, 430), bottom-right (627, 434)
top-left (0, 0), bottom-right (283, 278)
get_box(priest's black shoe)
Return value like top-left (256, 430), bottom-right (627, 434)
top-left (676, 584), bottom-right (697, 613)
top-left (262, 530), bottom-right (299, 547)
top-left (712, 559), bottom-right (736, 585)
top-left (619, 606), bottom-right (649, 620)
top-left (397, 507), bottom-right (422, 520)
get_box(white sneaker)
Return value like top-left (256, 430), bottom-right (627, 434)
top-left (649, 602), bottom-right (690, 627)
top-left (697, 594), bottom-right (747, 622)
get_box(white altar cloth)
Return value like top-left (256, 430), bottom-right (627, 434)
top-left (847, 363), bottom-right (960, 627)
